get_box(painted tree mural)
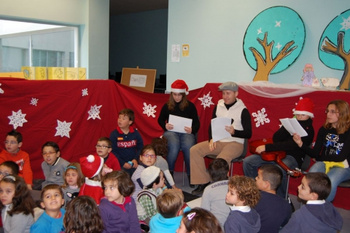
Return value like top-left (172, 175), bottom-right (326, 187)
top-left (243, 6), bottom-right (305, 81)
top-left (319, 9), bottom-right (350, 90)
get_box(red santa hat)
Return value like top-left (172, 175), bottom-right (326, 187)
top-left (171, 79), bottom-right (189, 94)
top-left (79, 154), bottom-right (104, 178)
top-left (293, 98), bottom-right (314, 118)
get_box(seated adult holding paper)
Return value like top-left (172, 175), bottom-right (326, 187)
top-left (157, 79), bottom-right (200, 185)
top-left (190, 81), bottom-right (252, 196)
top-left (293, 99), bottom-right (350, 202)
top-left (243, 98), bottom-right (315, 198)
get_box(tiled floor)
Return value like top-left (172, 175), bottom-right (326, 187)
top-left (173, 171), bottom-right (350, 233)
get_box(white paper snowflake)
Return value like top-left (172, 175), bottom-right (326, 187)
top-left (87, 104), bottom-right (102, 120)
top-left (55, 120), bottom-right (72, 138)
top-left (198, 92), bottom-right (214, 109)
top-left (340, 16), bottom-right (350, 30)
top-left (0, 83), bottom-right (4, 94)
top-left (8, 109), bottom-right (28, 129)
top-left (82, 88), bottom-right (88, 97)
top-left (252, 108), bottom-right (270, 127)
top-left (30, 98), bottom-right (39, 106)
top-left (142, 102), bottom-right (157, 118)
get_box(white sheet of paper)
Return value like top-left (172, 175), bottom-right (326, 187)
top-left (211, 117), bottom-right (232, 142)
top-left (168, 114), bottom-right (192, 134)
top-left (280, 118), bottom-right (308, 137)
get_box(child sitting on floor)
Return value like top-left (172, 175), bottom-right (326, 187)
top-left (61, 162), bottom-right (85, 208)
top-left (149, 189), bottom-right (190, 233)
top-left (136, 166), bottom-right (166, 224)
top-left (281, 172), bottom-right (343, 233)
top-left (224, 175), bottom-right (261, 233)
top-left (30, 184), bottom-right (65, 233)
top-left (78, 154), bottom-right (104, 205)
top-left (177, 207), bottom-right (223, 233)
top-left (99, 170), bottom-right (140, 233)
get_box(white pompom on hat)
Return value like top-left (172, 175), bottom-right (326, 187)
top-left (79, 154), bottom-right (104, 178)
top-left (171, 79), bottom-right (189, 94)
top-left (293, 98), bottom-right (315, 118)
top-left (141, 166), bottom-right (161, 187)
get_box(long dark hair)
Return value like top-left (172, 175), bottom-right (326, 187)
top-left (64, 195), bottom-right (104, 233)
top-left (167, 92), bottom-right (189, 111)
top-left (0, 175), bottom-right (35, 216)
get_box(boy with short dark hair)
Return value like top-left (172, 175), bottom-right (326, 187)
top-left (149, 189), bottom-right (190, 233)
top-left (281, 173), bottom-right (343, 233)
top-left (0, 130), bottom-right (33, 189)
top-left (201, 158), bottom-right (230, 229)
top-left (0, 161), bottom-right (19, 179)
top-left (30, 184), bottom-right (65, 233)
top-left (110, 108), bottom-right (143, 176)
top-left (95, 137), bottom-right (121, 171)
top-left (255, 164), bottom-right (292, 233)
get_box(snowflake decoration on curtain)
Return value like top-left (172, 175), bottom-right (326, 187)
top-left (82, 88), bottom-right (88, 97)
top-left (142, 102), bottom-right (157, 118)
top-left (87, 104), bottom-right (102, 120)
top-left (198, 92), bottom-right (214, 109)
top-left (8, 109), bottom-right (28, 129)
top-left (252, 108), bottom-right (270, 127)
top-left (55, 120), bottom-right (72, 138)
top-left (0, 83), bottom-right (4, 94)
top-left (30, 98), bottom-right (39, 106)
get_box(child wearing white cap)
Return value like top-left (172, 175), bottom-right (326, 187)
top-left (136, 166), bottom-right (166, 224)
top-left (243, 97), bottom-right (315, 198)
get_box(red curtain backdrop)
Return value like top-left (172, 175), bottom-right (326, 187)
top-left (0, 78), bottom-right (349, 209)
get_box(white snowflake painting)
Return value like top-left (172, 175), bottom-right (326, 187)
top-left (55, 120), bottom-right (72, 138)
top-left (252, 107), bottom-right (270, 127)
top-left (30, 98), bottom-right (39, 106)
top-left (198, 92), bottom-right (214, 109)
top-left (82, 88), bottom-right (88, 97)
top-left (8, 109), bottom-right (28, 129)
top-left (142, 102), bottom-right (157, 118)
top-left (87, 104), bottom-right (102, 120)
top-left (0, 83), bottom-right (4, 94)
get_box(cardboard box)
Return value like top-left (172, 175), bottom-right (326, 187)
top-left (21, 66), bottom-right (35, 80)
top-left (47, 67), bottom-right (65, 80)
top-left (78, 68), bottom-right (86, 80)
top-left (65, 67), bottom-right (79, 80)
top-left (35, 67), bottom-right (47, 80)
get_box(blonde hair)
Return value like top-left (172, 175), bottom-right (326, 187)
top-left (324, 100), bottom-right (350, 134)
top-left (156, 189), bottom-right (184, 218)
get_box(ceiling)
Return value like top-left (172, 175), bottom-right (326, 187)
top-left (110, 0), bottom-right (168, 15)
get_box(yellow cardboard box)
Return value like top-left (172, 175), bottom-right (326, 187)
top-left (78, 68), bottom-right (86, 80)
top-left (47, 67), bottom-right (65, 80)
top-left (35, 67), bottom-right (47, 80)
top-left (65, 67), bottom-right (79, 80)
top-left (21, 66), bottom-right (35, 80)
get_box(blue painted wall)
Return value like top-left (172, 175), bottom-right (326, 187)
top-left (109, 9), bottom-right (168, 80)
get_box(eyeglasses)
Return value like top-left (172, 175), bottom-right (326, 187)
top-left (4, 141), bottom-right (18, 145)
top-left (142, 154), bottom-right (156, 158)
top-left (0, 171), bottom-right (10, 176)
top-left (325, 109), bottom-right (339, 114)
top-left (42, 152), bottom-right (56, 156)
top-left (96, 145), bottom-right (110, 149)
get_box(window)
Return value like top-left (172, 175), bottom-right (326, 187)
top-left (0, 20), bottom-right (78, 72)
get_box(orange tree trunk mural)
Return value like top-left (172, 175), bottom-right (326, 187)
top-left (249, 32), bottom-right (297, 81)
top-left (321, 32), bottom-right (350, 90)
